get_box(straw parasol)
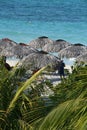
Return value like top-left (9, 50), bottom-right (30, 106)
top-left (76, 52), bottom-right (87, 62)
top-left (0, 38), bottom-right (17, 48)
top-left (42, 39), bottom-right (71, 53)
top-left (13, 44), bottom-right (38, 59)
top-left (58, 44), bottom-right (87, 58)
top-left (0, 38), bottom-right (17, 57)
top-left (0, 40), bottom-right (38, 58)
top-left (19, 51), bottom-right (60, 70)
top-left (28, 36), bottom-right (53, 49)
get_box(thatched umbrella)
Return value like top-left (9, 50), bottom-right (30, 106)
top-left (0, 38), bottom-right (17, 48)
top-left (0, 40), bottom-right (38, 58)
top-left (0, 38), bottom-right (17, 57)
top-left (13, 44), bottom-right (38, 59)
top-left (42, 39), bottom-right (71, 53)
top-left (28, 36), bottom-right (53, 49)
top-left (19, 51), bottom-right (60, 70)
top-left (58, 44), bottom-right (87, 58)
top-left (76, 52), bottom-right (87, 62)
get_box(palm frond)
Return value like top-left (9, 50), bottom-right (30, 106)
top-left (38, 98), bottom-right (87, 130)
top-left (7, 66), bottom-right (47, 113)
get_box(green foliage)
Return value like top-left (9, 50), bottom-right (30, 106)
top-left (38, 98), bottom-right (87, 130)
top-left (0, 56), bottom-right (87, 130)
top-left (0, 57), bottom-right (49, 130)
top-left (31, 63), bottom-right (87, 130)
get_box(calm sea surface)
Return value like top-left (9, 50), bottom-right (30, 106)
top-left (0, 0), bottom-right (87, 45)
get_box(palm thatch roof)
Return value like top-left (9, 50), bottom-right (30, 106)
top-left (58, 44), bottom-right (87, 58)
top-left (0, 39), bottom-right (38, 58)
top-left (76, 52), bottom-right (87, 62)
top-left (19, 51), bottom-right (60, 70)
top-left (42, 39), bottom-right (71, 53)
top-left (0, 38), bottom-right (17, 48)
top-left (28, 36), bottom-right (53, 49)
top-left (0, 38), bottom-right (17, 57)
top-left (13, 44), bottom-right (38, 59)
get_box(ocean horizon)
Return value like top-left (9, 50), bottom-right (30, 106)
top-left (0, 0), bottom-right (87, 45)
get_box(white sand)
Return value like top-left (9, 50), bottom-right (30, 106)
top-left (65, 65), bottom-right (72, 73)
top-left (7, 59), bottom-right (19, 66)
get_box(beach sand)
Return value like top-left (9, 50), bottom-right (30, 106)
top-left (65, 65), bottom-right (72, 73)
top-left (7, 58), bottom-right (19, 67)
top-left (43, 65), bottom-right (72, 86)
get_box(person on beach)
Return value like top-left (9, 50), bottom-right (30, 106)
top-left (58, 60), bottom-right (65, 79)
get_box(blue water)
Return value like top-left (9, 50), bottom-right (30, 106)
top-left (0, 0), bottom-right (87, 45)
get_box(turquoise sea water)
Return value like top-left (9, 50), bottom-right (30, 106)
top-left (0, 0), bottom-right (87, 45)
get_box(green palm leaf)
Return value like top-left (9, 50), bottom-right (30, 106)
top-left (38, 98), bottom-right (87, 130)
top-left (7, 66), bottom-right (47, 113)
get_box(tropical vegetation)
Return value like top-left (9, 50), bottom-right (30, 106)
top-left (0, 56), bottom-right (87, 130)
